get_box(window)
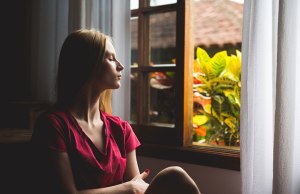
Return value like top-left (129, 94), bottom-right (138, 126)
top-left (192, 0), bottom-right (243, 149)
top-left (130, 0), bottom-right (243, 170)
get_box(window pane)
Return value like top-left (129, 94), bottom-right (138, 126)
top-left (149, 12), bottom-right (176, 66)
top-left (150, 0), bottom-right (177, 6)
top-left (192, 0), bottom-right (243, 148)
top-left (130, 17), bottom-right (138, 124)
top-left (147, 71), bottom-right (175, 127)
top-left (130, 71), bottom-right (138, 123)
top-left (131, 17), bottom-right (138, 67)
top-left (130, 0), bottom-right (139, 10)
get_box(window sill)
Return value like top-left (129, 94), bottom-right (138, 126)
top-left (0, 128), bottom-right (32, 144)
top-left (136, 143), bottom-right (240, 171)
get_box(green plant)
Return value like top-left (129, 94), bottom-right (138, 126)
top-left (193, 47), bottom-right (241, 146)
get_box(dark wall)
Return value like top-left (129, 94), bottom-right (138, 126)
top-left (0, 3), bottom-right (35, 193)
top-left (0, 1), bottom-right (31, 102)
top-left (0, 1), bottom-right (33, 129)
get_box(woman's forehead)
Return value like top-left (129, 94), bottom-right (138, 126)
top-left (105, 40), bottom-right (116, 55)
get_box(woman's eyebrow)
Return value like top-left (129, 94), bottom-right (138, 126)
top-left (104, 52), bottom-right (112, 58)
top-left (104, 50), bottom-right (115, 56)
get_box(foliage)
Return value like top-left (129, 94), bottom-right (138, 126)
top-left (193, 47), bottom-right (241, 146)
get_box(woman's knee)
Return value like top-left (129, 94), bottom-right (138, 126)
top-left (158, 166), bottom-right (188, 180)
top-left (146, 166), bottom-right (201, 194)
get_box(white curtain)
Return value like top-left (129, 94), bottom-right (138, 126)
top-left (111, 1), bottom-right (131, 121)
top-left (68, 0), bottom-right (112, 34)
top-left (31, 0), bottom-right (131, 121)
top-left (241, 0), bottom-right (300, 193)
top-left (30, 0), bottom-right (68, 102)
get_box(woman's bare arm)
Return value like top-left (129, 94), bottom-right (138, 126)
top-left (123, 150), bottom-right (141, 181)
top-left (49, 150), bottom-right (148, 194)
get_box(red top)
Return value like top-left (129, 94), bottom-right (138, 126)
top-left (31, 110), bottom-right (140, 191)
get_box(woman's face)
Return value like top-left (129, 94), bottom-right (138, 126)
top-left (94, 40), bottom-right (124, 90)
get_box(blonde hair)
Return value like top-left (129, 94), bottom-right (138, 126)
top-left (99, 89), bottom-right (112, 114)
top-left (56, 28), bottom-right (113, 114)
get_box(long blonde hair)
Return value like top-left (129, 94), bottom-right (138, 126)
top-left (99, 89), bottom-right (112, 114)
top-left (56, 29), bottom-right (113, 114)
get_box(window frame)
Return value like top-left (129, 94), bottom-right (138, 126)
top-left (131, 0), bottom-right (240, 171)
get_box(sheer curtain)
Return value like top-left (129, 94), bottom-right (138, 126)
top-left (111, 1), bottom-right (131, 121)
top-left (30, 0), bottom-right (131, 120)
top-left (241, 0), bottom-right (300, 193)
top-left (30, 0), bottom-right (112, 102)
top-left (30, 0), bottom-right (68, 102)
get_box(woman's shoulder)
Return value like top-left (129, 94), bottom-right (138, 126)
top-left (101, 112), bottom-right (136, 145)
top-left (35, 108), bottom-right (70, 126)
top-left (101, 112), bottom-right (131, 129)
top-left (101, 111), bottom-right (127, 122)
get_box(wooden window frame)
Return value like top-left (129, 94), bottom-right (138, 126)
top-left (131, 0), bottom-right (240, 171)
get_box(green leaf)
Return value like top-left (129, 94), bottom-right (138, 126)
top-left (196, 47), bottom-right (211, 63)
top-left (196, 47), bottom-right (211, 77)
top-left (224, 116), bottom-right (238, 131)
top-left (210, 51), bottom-right (227, 77)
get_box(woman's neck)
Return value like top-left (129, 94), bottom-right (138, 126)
top-left (69, 88), bottom-right (103, 124)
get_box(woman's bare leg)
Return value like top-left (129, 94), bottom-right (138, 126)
top-left (145, 166), bottom-right (201, 194)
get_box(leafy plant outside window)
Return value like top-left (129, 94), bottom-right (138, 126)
top-left (193, 47), bottom-right (241, 147)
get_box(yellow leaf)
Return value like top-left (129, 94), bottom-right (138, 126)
top-left (221, 52), bottom-right (241, 81)
top-left (193, 115), bottom-right (209, 126)
top-left (203, 104), bottom-right (211, 114)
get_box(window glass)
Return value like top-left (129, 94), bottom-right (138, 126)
top-left (149, 12), bottom-right (176, 66)
top-left (147, 71), bottom-right (175, 127)
top-left (150, 0), bottom-right (177, 6)
top-left (130, 71), bottom-right (138, 123)
top-left (130, 17), bottom-right (138, 123)
top-left (131, 17), bottom-right (138, 67)
top-left (192, 0), bottom-right (243, 148)
top-left (130, 0), bottom-right (139, 10)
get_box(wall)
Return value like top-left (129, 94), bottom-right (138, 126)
top-left (0, 1), bottom-right (31, 102)
top-left (137, 156), bottom-right (241, 194)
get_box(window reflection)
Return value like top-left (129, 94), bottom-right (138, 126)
top-left (130, 17), bottom-right (138, 123)
top-left (131, 17), bottom-right (138, 67)
top-left (130, 71), bottom-right (138, 123)
top-left (150, 0), bottom-right (177, 6)
top-left (148, 71), bottom-right (175, 126)
top-left (149, 12), bottom-right (176, 65)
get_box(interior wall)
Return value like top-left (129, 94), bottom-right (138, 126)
top-left (0, 0), bottom-right (31, 102)
top-left (137, 156), bottom-right (241, 194)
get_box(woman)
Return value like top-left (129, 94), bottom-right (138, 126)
top-left (30, 29), bottom-right (201, 194)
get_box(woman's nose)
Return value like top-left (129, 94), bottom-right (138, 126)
top-left (117, 61), bottom-right (124, 71)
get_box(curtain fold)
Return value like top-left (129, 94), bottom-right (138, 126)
top-left (68, 0), bottom-right (112, 34)
top-left (241, 0), bottom-right (300, 193)
top-left (273, 0), bottom-right (300, 193)
top-left (30, 0), bottom-right (68, 102)
top-left (111, 0), bottom-right (131, 120)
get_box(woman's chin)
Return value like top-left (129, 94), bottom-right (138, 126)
top-left (113, 83), bottom-right (121, 89)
